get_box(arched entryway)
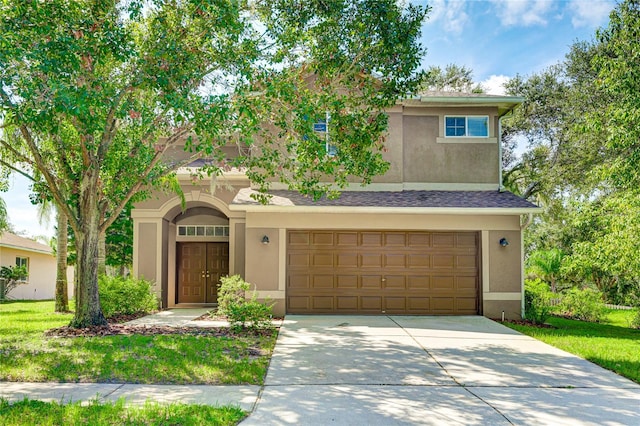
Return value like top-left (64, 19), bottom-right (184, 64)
top-left (173, 207), bottom-right (229, 305)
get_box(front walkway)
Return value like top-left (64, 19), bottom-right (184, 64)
top-left (123, 308), bottom-right (228, 327)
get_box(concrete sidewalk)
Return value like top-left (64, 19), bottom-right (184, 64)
top-left (0, 382), bottom-right (260, 409)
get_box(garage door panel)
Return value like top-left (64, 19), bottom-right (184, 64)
top-left (288, 275), bottom-right (310, 289)
top-left (288, 296), bottom-right (310, 310)
top-left (384, 276), bottom-right (406, 289)
top-left (361, 253), bottom-right (383, 267)
top-left (337, 275), bottom-right (358, 288)
top-left (289, 253), bottom-right (309, 267)
top-left (384, 233), bottom-right (406, 246)
top-left (432, 233), bottom-right (455, 247)
top-left (384, 253), bottom-right (406, 267)
top-left (361, 296), bottom-right (382, 310)
top-left (408, 297), bottom-right (430, 311)
top-left (312, 232), bottom-right (334, 245)
top-left (457, 255), bottom-right (477, 268)
top-left (457, 233), bottom-right (477, 247)
top-left (457, 276), bottom-right (478, 290)
top-left (312, 297), bottom-right (334, 310)
top-left (432, 276), bottom-right (455, 290)
top-left (311, 275), bottom-right (334, 289)
top-left (408, 233), bottom-right (431, 246)
top-left (408, 276), bottom-right (430, 289)
top-left (432, 255), bottom-right (455, 268)
top-left (337, 232), bottom-right (358, 246)
top-left (361, 275), bottom-right (383, 289)
top-left (337, 296), bottom-right (358, 310)
top-left (289, 232), bottom-right (310, 246)
top-left (361, 232), bottom-right (383, 246)
top-left (457, 297), bottom-right (478, 313)
top-left (384, 297), bottom-right (407, 312)
top-left (431, 297), bottom-right (455, 313)
top-left (312, 253), bottom-right (334, 267)
top-left (287, 230), bottom-right (479, 315)
top-left (337, 253), bottom-right (358, 268)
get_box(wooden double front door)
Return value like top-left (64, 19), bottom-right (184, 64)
top-left (177, 242), bottom-right (229, 304)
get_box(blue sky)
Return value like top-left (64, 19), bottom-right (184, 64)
top-left (417, 0), bottom-right (614, 92)
top-left (3, 0), bottom-right (616, 238)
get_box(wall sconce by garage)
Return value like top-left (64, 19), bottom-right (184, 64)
top-left (261, 235), bottom-right (270, 245)
top-left (499, 237), bottom-right (509, 247)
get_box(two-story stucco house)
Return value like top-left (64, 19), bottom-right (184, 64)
top-left (132, 92), bottom-right (539, 320)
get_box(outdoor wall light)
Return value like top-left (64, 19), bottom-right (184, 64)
top-left (499, 237), bottom-right (509, 247)
top-left (261, 235), bottom-right (270, 245)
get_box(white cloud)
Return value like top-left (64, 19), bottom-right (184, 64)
top-left (568, 0), bottom-right (614, 28)
top-left (491, 0), bottom-right (554, 27)
top-left (481, 74), bottom-right (510, 95)
top-left (425, 0), bottom-right (470, 35)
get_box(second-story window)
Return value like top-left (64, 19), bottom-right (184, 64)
top-left (445, 116), bottom-right (489, 137)
top-left (314, 113), bottom-right (337, 156)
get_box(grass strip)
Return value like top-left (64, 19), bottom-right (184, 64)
top-left (0, 398), bottom-right (246, 426)
top-left (504, 309), bottom-right (640, 384)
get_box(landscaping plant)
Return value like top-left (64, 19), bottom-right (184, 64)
top-left (558, 287), bottom-right (606, 322)
top-left (217, 275), bottom-right (274, 332)
top-left (524, 279), bottom-right (555, 324)
top-left (98, 276), bottom-right (158, 319)
top-left (0, 265), bottom-right (28, 300)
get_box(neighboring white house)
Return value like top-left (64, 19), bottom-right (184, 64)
top-left (0, 232), bottom-right (73, 300)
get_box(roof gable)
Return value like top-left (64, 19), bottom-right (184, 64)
top-left (0, 232), bottom-right (53, 255)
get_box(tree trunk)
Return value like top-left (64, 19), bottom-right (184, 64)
top-left (54, 211), bottom-right (69, 313)
top-left (98, 231), bottom-right (106, 277)
top-left (70, 171), bottom-right (107, 328)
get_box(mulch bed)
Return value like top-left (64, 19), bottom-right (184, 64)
top-left (44, 324), bottom-right (233, 338)
top-left (43, 311), bottom-right (231, 338)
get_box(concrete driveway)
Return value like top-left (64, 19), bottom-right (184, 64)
top-left (243, 315), bottom-right (640, 425)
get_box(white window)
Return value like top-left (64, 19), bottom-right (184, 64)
top-left (15, 257), bottom-right (29, 282)
top-left (314, 113), bottom-right (337, 156)
top-left (445, 116), bottom-right (489, 137)
top-left (177, 225), bottom-right (229, 238)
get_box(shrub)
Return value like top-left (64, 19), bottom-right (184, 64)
top-left (630, 310), bottom-right (640, 330)
top-left (524, 279), bottom-right (554, 324)
top-left (217, 275), bottom-right (249, 316)
top-left (218, 275), bottom-right (274, 331)
top-left (559, 287), bottom-right (606, 322)
top-left (0, 265), bottom-right (28, 300)
top-left (99, 276), bottom-right (158, 319)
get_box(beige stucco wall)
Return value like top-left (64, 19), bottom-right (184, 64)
top-left (402, 107), bottom-right (499, 186)
top-left (0, 247), bottom-right (72, 300)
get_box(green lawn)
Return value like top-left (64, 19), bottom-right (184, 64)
top-left (504, 309), bottom-right (640, 384)
top-left (0, 301), bottom-right (276, 384)
top-left (0, 398), bottom-right (246, 426)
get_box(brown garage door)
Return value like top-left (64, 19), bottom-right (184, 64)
top-left (287, 230), bottom-right (479, 315)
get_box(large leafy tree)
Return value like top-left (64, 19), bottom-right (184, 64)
top-left (593, 0), bottom-right (640, 190)
top-left (0, 0), bottom-right (428, 326)
top-left (419, 64), bottom-right (484, 93)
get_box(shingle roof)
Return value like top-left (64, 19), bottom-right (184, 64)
top-left (232, 189), bottom-right (538, 209)
top-left (0, 232), bottom-right (53, 254)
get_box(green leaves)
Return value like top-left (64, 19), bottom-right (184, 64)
top-left (1, 0), bottom-right (427, 326)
